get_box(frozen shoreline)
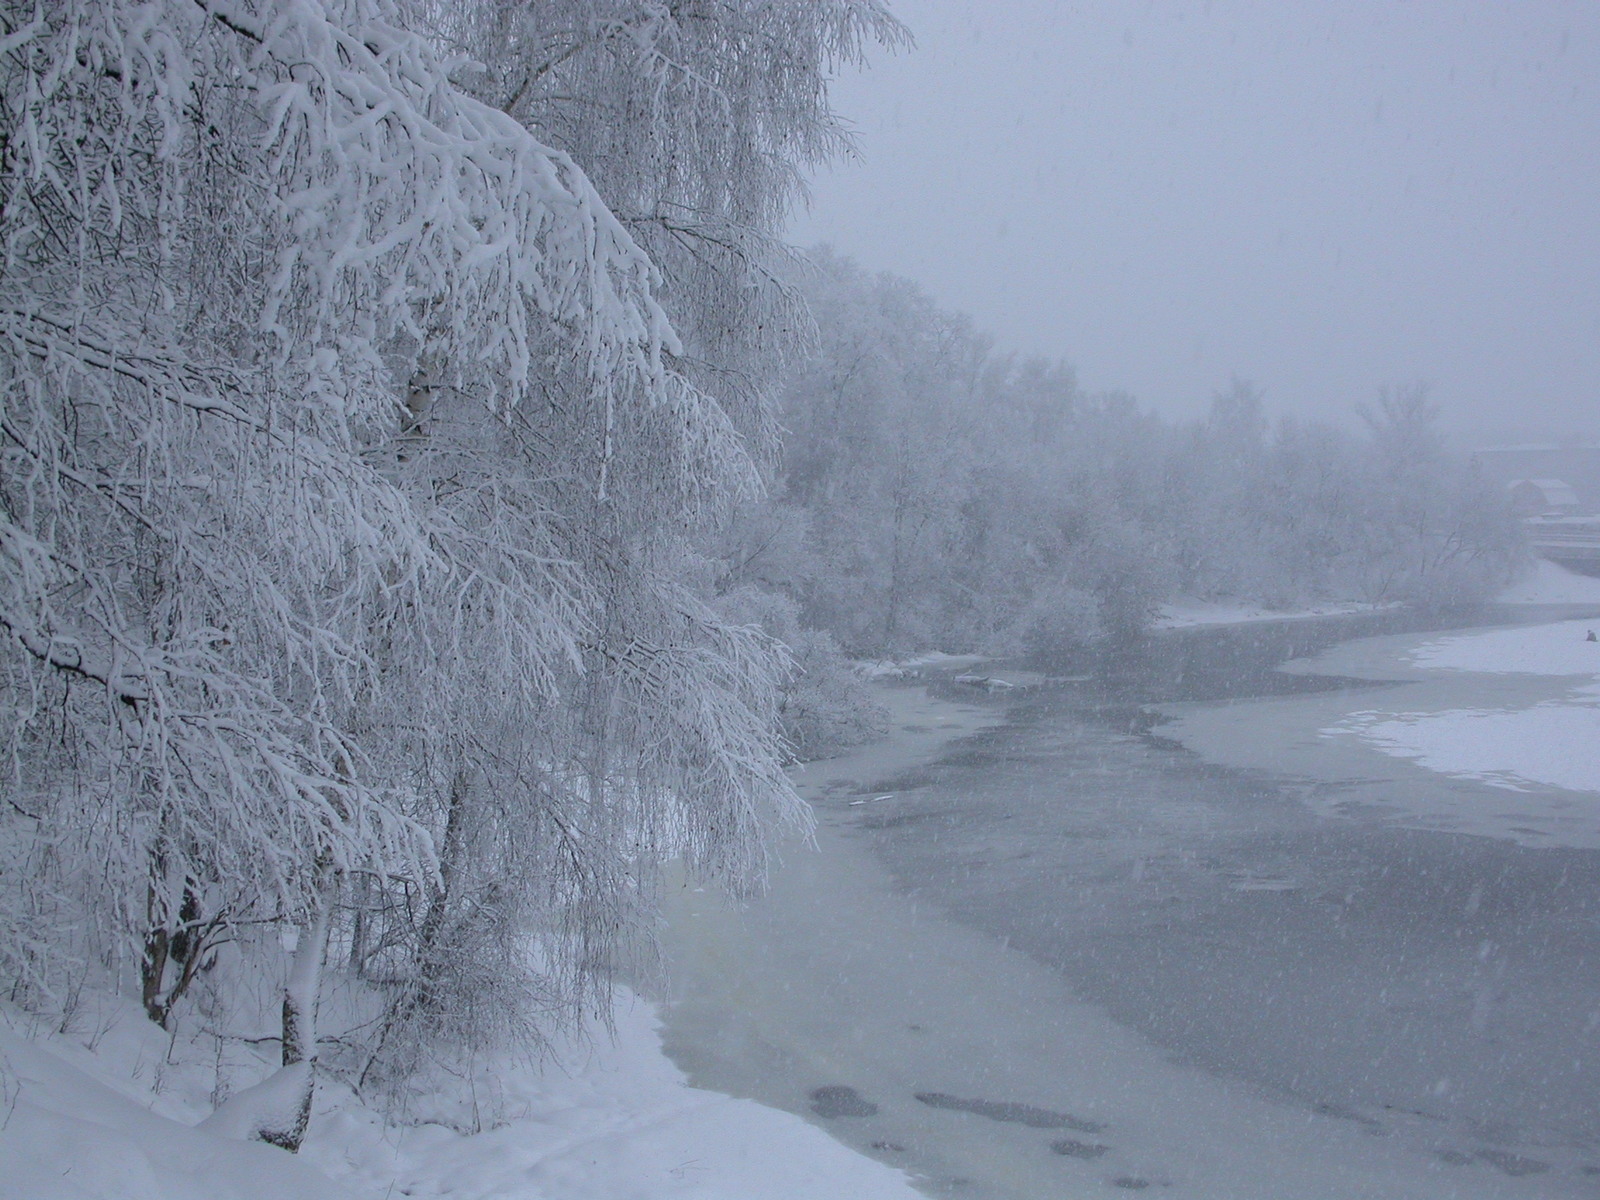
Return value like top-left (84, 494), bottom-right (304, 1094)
top-left (1153, 597), bottom-right (1398, 630)
top-left (655, 674), bottom-right (1562, 1198)
top-left (1329, 618), bottom-right (1600, 802)
top-left (1154, 562), bottom-right (1600, 849)
top-left (2, 723), bottom-right (963, 1200)
top-left (1155, 560), bottom-right (1600, 631)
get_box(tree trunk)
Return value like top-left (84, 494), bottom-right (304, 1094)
top-left (140, 902), bottom-right (171, 1027)
top-left (415, 770), bottom-right (471, 1010)
top-left (359, 770), bottom-right (471, 1089)
top-left (142, 882), bottom-right (210, 1029)
top-left (262, 871), bottom-right (333, 1152)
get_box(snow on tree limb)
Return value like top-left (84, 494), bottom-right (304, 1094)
top-left (0, 0), bottom-right (712, 1001)
top-left (0, 0), bottom-right (873, 1133)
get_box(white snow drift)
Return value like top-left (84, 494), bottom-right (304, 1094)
top-left (1329, 566), bottom-right (1600, 826)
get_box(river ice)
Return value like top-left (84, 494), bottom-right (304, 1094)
top-left (1329, 618), bottom-right (1600, 808)
top-left (660, 570), bottom-right (1600, 1198)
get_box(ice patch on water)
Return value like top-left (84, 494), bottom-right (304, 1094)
top-left (1335, 700), bottom-right (1600, 795)
top-left (1406, 620), bottom-right (1600, 678)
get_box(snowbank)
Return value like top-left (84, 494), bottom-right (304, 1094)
top-left (1154, 559), bottom-right (1600, 632)
top-left (854, 650), bottom-right (988, 680)
top-left (304, 993), bottom-right (925, 1200)
top-left (0, 989), bottom-right (923, 1200)
top-left (0, 1014), bottom-right (352, 1200)
top-left (1495, 559), bottom-right (1600, 604)
top-left (1327, 616), bottom-right (1600, 823)
top-left (1153, 597), bottom-right (1393, 630)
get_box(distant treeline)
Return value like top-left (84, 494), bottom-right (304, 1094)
top-left (718, 250), bottom-right (1525, 673)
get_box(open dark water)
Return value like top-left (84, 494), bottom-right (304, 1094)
top-left (854, 606), bottom-right (1600, 1177)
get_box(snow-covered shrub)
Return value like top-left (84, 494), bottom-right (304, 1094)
top-left (716, 586), bottom-right (888, 761)
top-left (1018, 582), bottom-right (1106, 669)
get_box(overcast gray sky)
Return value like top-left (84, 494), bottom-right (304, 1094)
top-left (792, 0), bottom-right (1600, 439)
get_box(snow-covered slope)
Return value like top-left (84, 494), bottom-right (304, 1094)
top-left (1495, 559), bottom-right (1600, 604)
top-left (1, 992), bottom-right (924, 1200)
top-left (0, 1017), bottom-right (352, 1200)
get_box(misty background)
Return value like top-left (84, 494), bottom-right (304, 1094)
top-left (793, 0), bottom-right (1600, 444)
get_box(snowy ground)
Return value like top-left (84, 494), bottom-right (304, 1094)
top-left (0, 986), bottom-right (925, 1200)
top-left (302, 996), bottom-right (926, 1200)
top-left (0, 654), bottom-right (975, 1200)
top-left (1495, 558), bottom-right (1600, 604)
top-left (1153, 596), bottom-right (1396, 630)
top-left (1327, 564), bottom-right (1600, 815)
top-left (0, 1005), bottom-right (348, 1200)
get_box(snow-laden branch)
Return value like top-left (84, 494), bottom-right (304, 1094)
top-left (0, 0), bottom-right (711, 994)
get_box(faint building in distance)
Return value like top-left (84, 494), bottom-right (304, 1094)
top-left (1507, 478), bottom-right (1583, 517)
top-left (1473, 445), bottom-right (1600, 516)
top-left (1475, 445), bottom-right (1600, 576)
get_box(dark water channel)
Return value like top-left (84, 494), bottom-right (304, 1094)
top-left (853, 607), bottom-right (1600, 1178)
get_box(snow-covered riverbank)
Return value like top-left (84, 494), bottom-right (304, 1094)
top-left (0, 983), bottom-right (930, 1200)
top-left (1154, 562), bottom-right (1600, 849)
top-left (1153, 597), bottom-right (1398, 630)
top-left (2, 678), bottom-right (997, 1200)
top-left (1331, 618), bottom-right (1600, 798)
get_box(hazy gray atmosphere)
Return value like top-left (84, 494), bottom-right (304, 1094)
top-left (795, 0), bottom-right (1600, 438)
top-left (5, 4), bottom-right (1600, 1199)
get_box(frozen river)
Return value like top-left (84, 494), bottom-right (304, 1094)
top-left (658, 606), bottom-right (1600, 1199)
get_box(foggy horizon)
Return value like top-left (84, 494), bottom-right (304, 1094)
top-left (793, 0), bottom-right (1600, 444)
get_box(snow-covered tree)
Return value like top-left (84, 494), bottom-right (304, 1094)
top-left (0, 0), bottom-right (891, 1147)
top-left (767, 253), bottom-right (1519, 663)
top-left (438, 0), bottom-right (907, 451)
top-left (346, 0), bottom-right (905, 1084)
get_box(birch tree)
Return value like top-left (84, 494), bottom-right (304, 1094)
top-left (440, 0), bottom-right (907, 447)
top-left (346, 0), bottom-right (906, 1082)
top-left (0, 0), bottom-right (883, 1146)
